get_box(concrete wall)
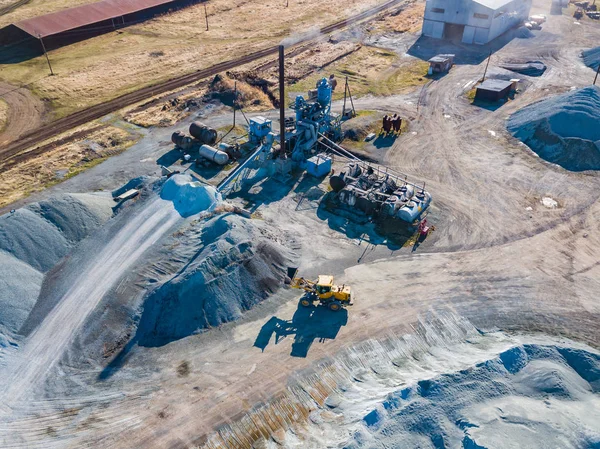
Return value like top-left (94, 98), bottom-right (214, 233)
top-left (423, 0), bottom-right (494, 28)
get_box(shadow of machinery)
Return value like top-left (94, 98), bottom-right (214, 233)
top-left (254, 301), bottom-right (348, 358)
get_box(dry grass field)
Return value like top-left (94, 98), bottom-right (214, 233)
top-left (0, 125), bottom-right (137, 207)
top-left (0, 0), bottom-right (387, 120)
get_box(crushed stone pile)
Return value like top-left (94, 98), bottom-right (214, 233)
top-left (136, 214), bottom-right (294, 346)
top-left (161, 174), bottom-right (221, 217)
top-left (507, 86), bottom-right (600, 171)
top-left (0, 193), bottom-right (114, 336)
top-left (347, 344), bottom-right (600, 449)
top-left (582, 47), bottom-right (600, 71)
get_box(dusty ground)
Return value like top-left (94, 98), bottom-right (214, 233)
top-left (0, 81), bottom-right (45, 146)
top-left (1, 0), bottom-right (600, 448)
top-left (0, 97), bottom-right (6, 132)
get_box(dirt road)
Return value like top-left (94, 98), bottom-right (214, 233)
top-left (0, 81), bottom-right (45, 147)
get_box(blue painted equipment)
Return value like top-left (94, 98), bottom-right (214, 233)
top-left (305, 155), bottom-right (332, 177)
top-left (290, 77), bottom-right (341, 161)
top-left (249, 117), bottom-right (272, 144)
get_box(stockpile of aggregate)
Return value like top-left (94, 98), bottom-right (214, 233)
top-left (0, 193), bottom-right (114, 336)
top-left (136, 213), bottom-right (294, 346)
top-left (347, 344), bottom-right (600, 448)
top-left (160, 174), bottom-right (221, 217)
top-left (507, 86), bottom-right (600, 171)
top-left (582, 47), bottom-right (600, 71)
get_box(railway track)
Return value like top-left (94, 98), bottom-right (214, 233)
top-left (0, 0), bottom-right (405, 164)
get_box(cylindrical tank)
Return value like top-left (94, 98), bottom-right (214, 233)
top-left (347, 163), bottom-right (362, 179)
top-left (171, 131), bottom-right (194, 150)
top-left (171, 131), bottom-right (185, 145)
top-left (218, 142), bottom-right (242, 159)
top-left (198, 144), bottom-right (229, 165)
top-left (396, 184), bottom-right (415, 201)
top-left (317, 78), bottom-right (332, 107)
top-left (329, 174), bottom-right (346, 193)
top-left (395, 191), bottom-right (431, 223)
top-left (189, 121), bottom-right (218, 145)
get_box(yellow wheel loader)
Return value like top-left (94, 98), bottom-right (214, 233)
top-left (287, 268), bottom-right (352, 311)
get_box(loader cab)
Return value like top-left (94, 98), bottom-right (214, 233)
top-left (316, 275), bottom-right (334, 296)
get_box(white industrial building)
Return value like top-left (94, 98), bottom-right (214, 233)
top-left (421, 0), bottom-right (532, 45)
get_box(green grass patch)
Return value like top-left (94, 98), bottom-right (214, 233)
top-left (289, 46), bottom-right (429, 104)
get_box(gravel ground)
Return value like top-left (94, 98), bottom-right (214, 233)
top-left (1, 1), bottom-right (600, 447)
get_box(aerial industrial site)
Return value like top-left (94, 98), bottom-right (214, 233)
top-left (0, 0), bottom-right (600, 447)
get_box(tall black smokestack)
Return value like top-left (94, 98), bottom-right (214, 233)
top-left (279, 45), bottom-right (286, 157)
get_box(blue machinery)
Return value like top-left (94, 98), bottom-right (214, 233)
top-left (289, 78), bottom-right (341, 161)
top-left (216, 75), bottom-right (432, 224)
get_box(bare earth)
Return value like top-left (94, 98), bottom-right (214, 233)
top-left (0, 81), bottom-right (45, 146)
top-left (0, 1), bottom-right (599, 448)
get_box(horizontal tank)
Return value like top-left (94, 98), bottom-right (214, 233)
top-left (189, 121), bottom-right (218, 145)
top-left (171, 131), bottom-right (193, 150)
top-left (395, 191), bottom-right (431, 223)
top-left (198, 144), bottom-right (229, 165)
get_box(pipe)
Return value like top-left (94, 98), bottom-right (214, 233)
top-left (279, 45), bottom-right (286, 157)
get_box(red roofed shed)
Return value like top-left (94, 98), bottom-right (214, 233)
top-left (0, 0), bottom-right (196, 54)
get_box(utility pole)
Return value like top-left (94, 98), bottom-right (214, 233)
top-left (278, 45), bottom-right (286, 156)
top-left (204, 3), bottom-right (209, 31)
top-left (482, 49), bottom-right (492, 82)
top-left (594, 64), bottom-right (600, 86)
top-left (286, 0), bottom-right (289, 7)
top-left (233, 81), bottom-right (237, 126)
top-left (38, 34), bottom-right (54, 76)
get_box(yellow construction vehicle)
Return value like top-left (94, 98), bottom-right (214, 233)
top-left (287, 268), bottom-right (352, 311)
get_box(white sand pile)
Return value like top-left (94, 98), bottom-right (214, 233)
top-left (348, 344), bottom-right (600, 448)
top-left (136, 214), bottom-right (294, 346)
top-left (0, 193), bottom-right (114, 336)
top-left (507, 86), bottom-right (600, 171)
top-left (160, 174), bottom-right (221, 217)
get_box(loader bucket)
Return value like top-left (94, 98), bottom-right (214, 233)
top-left (286, 267), bottom-right (299, 281)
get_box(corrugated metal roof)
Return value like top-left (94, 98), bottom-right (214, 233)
top-left (477, 79), bottom-right (512, 92)
top-left (15, 0), bottom-right (177, 38)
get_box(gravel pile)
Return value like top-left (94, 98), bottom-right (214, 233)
top-left (0, 193), bottom-right (114, 335)
top-left (582, 47), bottom-right (600, 71)
top-left (507, 86), bottom-right (600, 171)
top-left (161, 174), bottom-right (221, 217)
top-left (136, 214), bottom-right (293, 346)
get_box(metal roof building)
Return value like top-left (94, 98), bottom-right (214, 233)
top-left (475, 79), bottom-right (513, 101)
top-left (0, 0), bottom-right (194, 51)
top-left (421, 0), bottom-right (531, 45)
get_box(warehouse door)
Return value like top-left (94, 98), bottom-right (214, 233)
top-left (444, 23), bottom-right (465, 41)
